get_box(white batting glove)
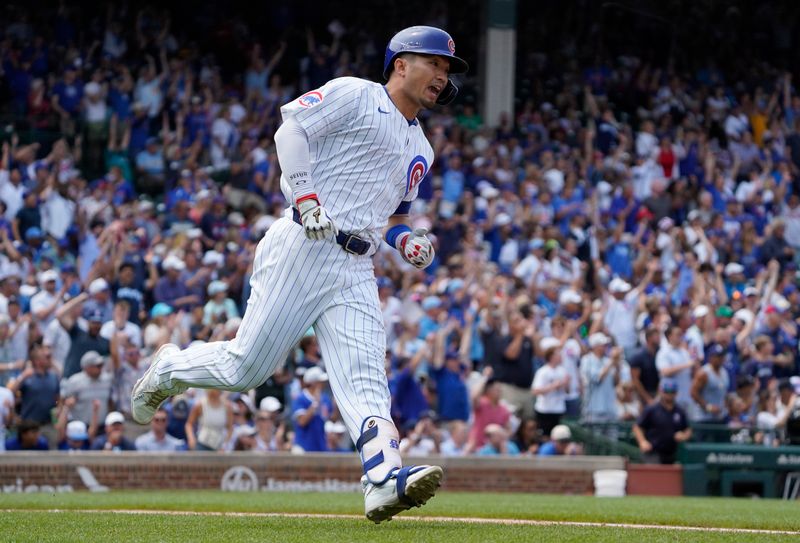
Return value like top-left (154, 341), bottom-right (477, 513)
top-left (399, 227), bottom-right (435, 269)
top-left (298, 198), bottom-right (338, 241)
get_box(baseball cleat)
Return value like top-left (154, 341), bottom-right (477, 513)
top-left (131, 343), bottom-right (181, 424)
top-left (363, 465), bottom-right (443, 524)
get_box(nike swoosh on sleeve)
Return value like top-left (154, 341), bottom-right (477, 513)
top-left (377, 107), bottom-right (390, 114)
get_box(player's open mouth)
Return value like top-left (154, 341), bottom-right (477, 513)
top-left (426, 85), bottom-right (442, 99)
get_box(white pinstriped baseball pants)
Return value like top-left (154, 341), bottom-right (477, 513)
top-left (155, 217), bottom-right (391, 443)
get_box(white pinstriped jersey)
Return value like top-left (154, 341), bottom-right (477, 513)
top-left (152, 76), bottom-right (435, 445)
top-left (279, 77), bottom-right (433, 239)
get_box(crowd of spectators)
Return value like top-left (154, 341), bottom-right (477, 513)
top-left (1, 2), bottom-right (800, 460)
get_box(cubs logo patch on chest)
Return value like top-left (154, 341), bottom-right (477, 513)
top-left (406, 155), bottom-right (428, 195)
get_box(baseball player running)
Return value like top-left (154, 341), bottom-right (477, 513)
top-left (132, 25), bottom-right (467, 523)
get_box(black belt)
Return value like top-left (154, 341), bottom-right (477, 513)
top-left (292, 208), bottom-right (371, 255)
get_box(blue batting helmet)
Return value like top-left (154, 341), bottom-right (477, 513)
top-left (383, 26), bottom-right (469, 105)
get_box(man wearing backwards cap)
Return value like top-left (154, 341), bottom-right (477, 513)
top-left (633, 380), bottom-right (692, 464)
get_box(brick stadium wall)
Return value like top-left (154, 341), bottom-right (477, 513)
top-left (0, 453), bottom-right (624, 494)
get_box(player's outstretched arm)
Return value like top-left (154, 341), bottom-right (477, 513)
top-left (385, 211), bottom-right (434, 269)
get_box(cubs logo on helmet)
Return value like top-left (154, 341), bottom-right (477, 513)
top-left (406, 155), bottom-right (428, 195)
top-left (383, 26), bottom-right (468, 106)
top-left (298, 91), bottom-right (324, 108)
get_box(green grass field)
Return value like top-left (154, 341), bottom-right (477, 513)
top-left (2, 491), bottom-right (799, 542)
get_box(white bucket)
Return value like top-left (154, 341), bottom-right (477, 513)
top-left (593, 469), bottom-right (627, 497)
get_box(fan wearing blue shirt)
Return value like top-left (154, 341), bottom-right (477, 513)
top-left (292, 366), bottom-right (332, 452)
top-left (388, 353), bottom-right (429, 430)
top-left (429, 348), bottom-right (470, 423)
top-left (537, 424), bottom-right (574, 456)
top-left (51, 67), bottom-right (83, 119)
top-left (5, 420), bottom-right (50, 451)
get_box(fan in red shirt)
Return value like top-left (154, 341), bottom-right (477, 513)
top-left (656, 137), bottom-right (676, 178)
top-left (467, 377), bottom-right (512, 452)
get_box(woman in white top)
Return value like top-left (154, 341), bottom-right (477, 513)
top-left (185, 389), bottom-right (233, 451)
top-left (531, 347), bottom-right (569, 437)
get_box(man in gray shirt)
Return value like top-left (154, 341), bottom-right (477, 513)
top-left (57, 292), bottom-right (111, 379)
top-left (134, 407), bottom-right (185, 451)
top-left (60, 351), bottom-right (112, 427)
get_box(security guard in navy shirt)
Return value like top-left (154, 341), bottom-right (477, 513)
top-left (633, 379), bottom-right (692, 464)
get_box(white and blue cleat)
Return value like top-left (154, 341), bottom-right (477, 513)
top-left (362, 465), bottom-right (443, 524)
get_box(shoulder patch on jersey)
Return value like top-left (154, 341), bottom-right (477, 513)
top-left (297, 90), bottom-right (324, 108)
top-left (406, 155), bottom-right (428, 195)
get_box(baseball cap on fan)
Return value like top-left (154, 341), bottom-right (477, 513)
top-left (88, 278), bottom-right (109, 295)
top-left (551, 424), bottom-right (571, 442)
top-left (80, 350), bottom-right (105, 369)
top-left (150, 303), bottom-right (174, 318)
top-left (233, 425), bottom-right (257, 440)
top-left (588, 333), bottom-right (610, 348)
top-left (558, 289), bottom-right (581, 305)
top-left (105, 411), bottom-right (125, 426)
top-left (325, 420), bottom-right (347, 435)
top-left (85, 309), bottom-right (105, 323)
top-left (733, 308), bottom-right (754, 326)
top-left (39, 269), bottom-right (59, 285)
top-left (162, 255), bottom-right (186, 271)
top-left (608, 278), bottom-right (632, 294)
top-left (303, 366), bottom-right (328, 384)
top-left (66, 420), bottom-right (89, 441)
top-left (202, 250), bottom-right (224, 267)
top-left (660, 380), bottom-right (678, 394)
top-left (259, 396), bottom-right (282, 413)
top-left (724, 262), bottom-right (745, 277)
top-left (539, 337), bottom-right (561, 351)
top-left (207, 280), bottom-right (228, 296)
